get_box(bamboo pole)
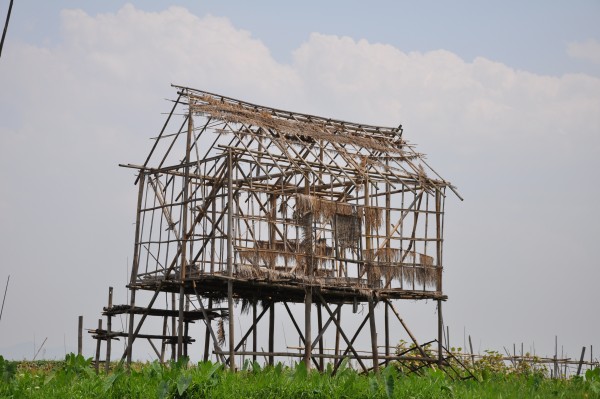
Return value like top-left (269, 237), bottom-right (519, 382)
top-left (317, 303), bottom-right (324, 371)
top-left (78, 316), bottom-right (83, 356)
top-left (0, 275), bottom-right (9, 324)
top-left (317, 293), bottom-right (368, 373)
top-left (303, 178), bottom-right (313, 372)
top-left (577, 347), bottom-right (586, 376)
top-left (368, 296), bottom-right (379, 373)
top-left (94, 319), bottom-right (102, 373)
top-left (160, 315), bottom-right (167, 363)
top-left (127, 172), bottom-right (145, 367)
top-left (269, 302), bottom-right (275, 366)
top-left (304, 289), bottom-right (312, 371)
top-left (384, 302), bottom-right (390, 366)
top-left (252, 302), bottom-right (257, 362)
top-left (203, 298), bottom-right (212, 362)
top-left (177, 107), bottom-right (194, 359)
top-left (105, 287), bottom-right (113, 373)
top-left (227, 149), bottom-right (235, 371)
top-left (437, 300), bottom-right (443, 366)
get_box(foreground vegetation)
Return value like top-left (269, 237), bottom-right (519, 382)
top-left (1, 354), bottom-right (599, 398)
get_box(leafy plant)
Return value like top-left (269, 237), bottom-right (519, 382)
top-left (0, 355), bottom-right (17, 382)
top-left (586, 367), bottom-right (600, 396)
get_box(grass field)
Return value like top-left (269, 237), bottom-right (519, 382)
top-left (1, 354), bottom-right (599, 398)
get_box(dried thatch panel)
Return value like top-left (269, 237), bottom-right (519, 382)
top-left (336, 214), bottom-right (361, 250)
top-left (295, 193), bottom-right (354, 221)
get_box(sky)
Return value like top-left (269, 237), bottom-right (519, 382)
top-left (0, 1), bottom-right (599, 363)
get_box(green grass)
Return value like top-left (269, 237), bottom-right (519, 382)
top-left (1, 354), bottom-right (598, 398)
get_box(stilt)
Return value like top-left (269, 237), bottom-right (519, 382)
top-left (334, 307), bottom-right (341, 365)
top-left (203, 298), bottom-right (212, 362)
top-left (252, 301), bottom-right (257, 363)
top-left (385, 301), bottom-right (390, 366)
top-left (317, 303), bottom-right (324, 371)
top-left (78, 315), bottom-right (83, 356)
top-left (227, 149), bottom-right (235, 371)
top-left (94, 319), bottom-right (102, 373)
top-left (170, 292), bottom-right (176, 361)
top-left (105, 286), bottom-right (113, 373)
top-left (368, 296), bottom-right (379, 373)
top-left (127, 172), bottom-right (145, 368)
top-left (437, 300), bottom-right (443, 366)
top-left (126, 290), bottom-right (136, 367)
top-left (269, 302), bottom-right (275, 366)
top-left (184, 321), bottom-right (189, 358)
top-left (177, 108), bottom-right (194, 360)
top-left (160, 315), bottom-right (167, 363)
top-left (304, 287), bottom-right (312, 371)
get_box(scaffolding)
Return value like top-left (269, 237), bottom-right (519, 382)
top-left (91, 85), bottom-right (462, 374)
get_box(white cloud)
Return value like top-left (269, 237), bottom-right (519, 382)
top-left (0, 5), bottom-right (599, 359)
top-left (567, 38), bottom-right (600, 65)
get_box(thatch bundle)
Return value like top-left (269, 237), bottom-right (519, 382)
top-left (294, 193), bottom-right (381, 234)
top-left (363, 248), bottom-right (403, 263)
top-left (217, 319), bottom-right (225, 346)
top-left (238, 240), bottom-right (299, 268)
top-left (190, 94), bottom-right (409, 155)
top-left (363, 206), bottom-right (383, 232)
top-left (420, 254), bottom-right (434, 266)
top-left (295, 193), bottom-right (354, 221)
top-left (360, 248), bottom-right (438, 289)
top-left (236, 237), bottom-right (333, 278)
top-left (236, 263), bottom-right (296, 281)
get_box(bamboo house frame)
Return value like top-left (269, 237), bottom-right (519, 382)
top-left (92, 85), bottom-right (463, 374)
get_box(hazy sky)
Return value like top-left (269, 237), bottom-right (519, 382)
top-left (0, 1), bottom-right (599, 362)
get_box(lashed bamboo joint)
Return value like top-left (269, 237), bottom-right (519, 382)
top-left (93, 85), bottom-right (461, 373)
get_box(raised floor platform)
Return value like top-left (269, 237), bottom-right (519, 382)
top-left (130, 274), bottom-right (447, 303)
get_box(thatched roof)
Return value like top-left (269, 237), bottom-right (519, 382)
top-left (156, 85), bottom-right (461, 199)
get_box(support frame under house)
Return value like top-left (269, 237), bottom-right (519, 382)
top-left (91, 84), bottom-right (463, 374)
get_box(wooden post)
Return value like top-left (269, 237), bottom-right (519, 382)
top-left (269, 194), bottom-right (277, 270)
top-left (126, 289), bottom-right (136, 367)
top-left (303, 176), bottom-right (314, 372)
top-left (577, 346), bottom-right (586, 376)
top-left (170, 292), bottom-right (176, 361)
top-left (437, 300), bottom-right (443, 366)
top-left (469, 335), bottom-right (475, 367)
top-left (161, 315), bottom-right (167, 363)
top-left (78, 315), bottom-right (83, 356)
top-left (364, 176), bottom-right (372, 286)
top-left (203, 298), bottom-right (212, 362)
top-left (269, 302), bottom-right (275, 366)
top-left (334, 307), bottom-right (341, 365)
top-left (554, 335), bottom-right (558, 378)
top-left (105, 287), bottom-right (113, 373)
top-left (252, 301), bottom-right (257, 363)
top-left (384, 301), bottom-right (390, 366)
top-left (177, 107), bottom-right (194, 359)
top-left (317, 303), bottom-right (324, 371)
top-left (304, 288), bottom-right (312, 371)
top-left (227, 149), bottom-right (235, 371)
top-left (127, 172), bottom-right (145, 368)
top-left (184, 322), bottom-right (189, 358)
top-left (368, 296), bottom-right (379, 373)
top-left (94, 319), bottom-right (102, 373)
top-left (435, 190), bottom-right (443, 292)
